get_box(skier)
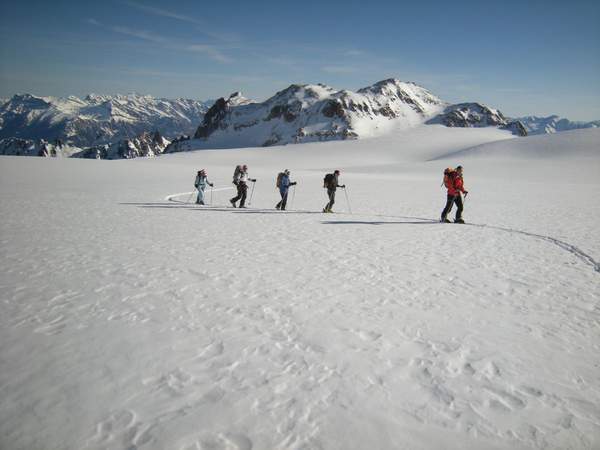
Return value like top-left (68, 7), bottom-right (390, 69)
top-left (275, 169), bottom-right (297, 211)
top-left (230, 164), bottom-right (256, 208)
top-left (323, 169), bottom-right (345, 213)
top-left (440, 165), bottom-right (468, 223)
top-left (194, 169), bottom-right (214, 205)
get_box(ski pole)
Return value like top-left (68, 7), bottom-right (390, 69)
top-left (290, 185), bottom-right (296, 210)
top-left (248, 181), bottom-right (256, 205)
top-left (344, 186), bottom-right (352, 214)
top-left (210, 185), bottom-right (214, 206)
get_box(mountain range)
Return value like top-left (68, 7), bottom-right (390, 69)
top-left (0, 93), bottom-right (209, 146)
top-left (514, 115), bottom-right (599, 135)
top-left (1, 81), bottom-right (597, 159)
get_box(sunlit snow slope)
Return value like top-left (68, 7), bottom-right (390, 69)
top-left (1, 126), bottom-right (598, 450)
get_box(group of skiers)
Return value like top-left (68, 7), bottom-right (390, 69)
top-left (192, 164), bottom-right (468, 221)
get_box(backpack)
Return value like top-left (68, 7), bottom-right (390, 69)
top-left (276, 172), bottom-right (284, 188)
top-left (324, 173), bottom-right (334, 188)
top-left (233, 165), bottom-right (242, 183)
top-left (442, 168), bottom-right (455, 189)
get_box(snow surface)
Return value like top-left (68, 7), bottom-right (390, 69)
top-left (1, 126), bottom-right (599, 450)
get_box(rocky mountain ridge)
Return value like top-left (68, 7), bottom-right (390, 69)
top-left (168, 79), bottom-right (446, 152)
top-left (0, 93), bottom-right (210, 148)
top-left (0, 130), bottom-right (170, 159)
top-left (428, 103), bottom-right (527, 136)
top-left (5, 80), bottom-right (597, 159)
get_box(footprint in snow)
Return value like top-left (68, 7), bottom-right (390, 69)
top-left (86, 409), bottom-right (152, 448)
top-left (180, 432), bottom-right (253, 450)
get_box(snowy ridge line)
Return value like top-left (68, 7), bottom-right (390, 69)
top-left (165, 187), bottom-right (234, 202)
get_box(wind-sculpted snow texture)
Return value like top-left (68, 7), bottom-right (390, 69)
top-left (0, 93), bottom-right (209, 147)
top-left (167, 79), bottom-right (445, 151)
top-left (1, 126), bottom-right (599, 450)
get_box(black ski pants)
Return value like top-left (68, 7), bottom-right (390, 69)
top-left (276, 189), bottom-right (289, 210)
top-left (441, 194), bottom-right (463, 220)
top-left (325, 188), bottom-right (336, 210)
top-left (231, 182), bottom-right (248, 207)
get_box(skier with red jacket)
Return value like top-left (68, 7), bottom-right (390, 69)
top-left (441, 165), bottom-right (468, 223)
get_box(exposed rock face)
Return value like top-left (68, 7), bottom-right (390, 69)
top-left (0, 137), bottom-right (79, 157)
top-left (172, 80), bottom-right (444, 151)
top-left (194, 98), bottom-right (229, 139)
top-left (501, 121), bottom-right (528, 137)
top-left (428, 103), bottom-right (527, 136)
top-left (72, 131), bottom-right (170, 159)
top-left (0, 130), bottom-right (170, 159)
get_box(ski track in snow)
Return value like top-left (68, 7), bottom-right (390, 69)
top-left (167, 191), bottom-right (600, 274)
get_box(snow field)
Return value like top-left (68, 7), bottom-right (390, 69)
top-left (0, 126), bottom-right (599, 449)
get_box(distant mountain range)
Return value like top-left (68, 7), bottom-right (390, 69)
top-left (513, 115), bottom-right (599, 135)
top-left (0, 93), bottom-right (209, 146)
top-left (0, 83), bottom-right (596, 159)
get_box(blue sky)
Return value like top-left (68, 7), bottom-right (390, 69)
top-left (1, 0), bottom-right (599, 120)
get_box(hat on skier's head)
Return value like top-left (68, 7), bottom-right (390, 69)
top-left (284, 169), bottom-right (290, 175)
top-left (334, 169), bottom-right (340, 174)
top-left (242, 164), bottom-right (248, 170)
top-left (456, 165), bottom-right (463, 171)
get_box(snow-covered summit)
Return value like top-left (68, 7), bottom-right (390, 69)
top-left (168, 79), bottom-right (445, 151)
top-left (0, 93), bottom-right (210, 147)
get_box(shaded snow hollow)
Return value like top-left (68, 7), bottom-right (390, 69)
top-left (0, 126), bottom-right (599, 450)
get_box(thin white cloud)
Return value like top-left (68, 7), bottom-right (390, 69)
top-left (122, 0), bottom-right (241, 43)
top-left (85, 18), bottom-right (232, 63)
top-left (186, 44), bottom-right (232, 63)
top-left (123, 0), bottom-right (204, 25)
top-left (111, 26), bottom-right (167, 44)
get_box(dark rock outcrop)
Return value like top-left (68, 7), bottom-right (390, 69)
top-left (428, 103), bottom-right (528, 136)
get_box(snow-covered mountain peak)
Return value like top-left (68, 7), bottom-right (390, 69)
top-left (173, 79), bottom-right (446, 150)
top-left (427, 102), bottom-right (527, 136)
top-left (226, 91), bottom-right (251, 106)
top-left (0, 93), bottom-right (210, 147)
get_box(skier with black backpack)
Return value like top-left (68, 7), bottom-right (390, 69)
top-left (230, 164), bottom-right (256, 208)
top-left (440, 165), bottom-right (468, 223)
top-left (323, 169), bottom-right (345, 213)
top-left (275, 169), bottom-right (297, 211)
top-left (194, 169), bottom-right (214, 205)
